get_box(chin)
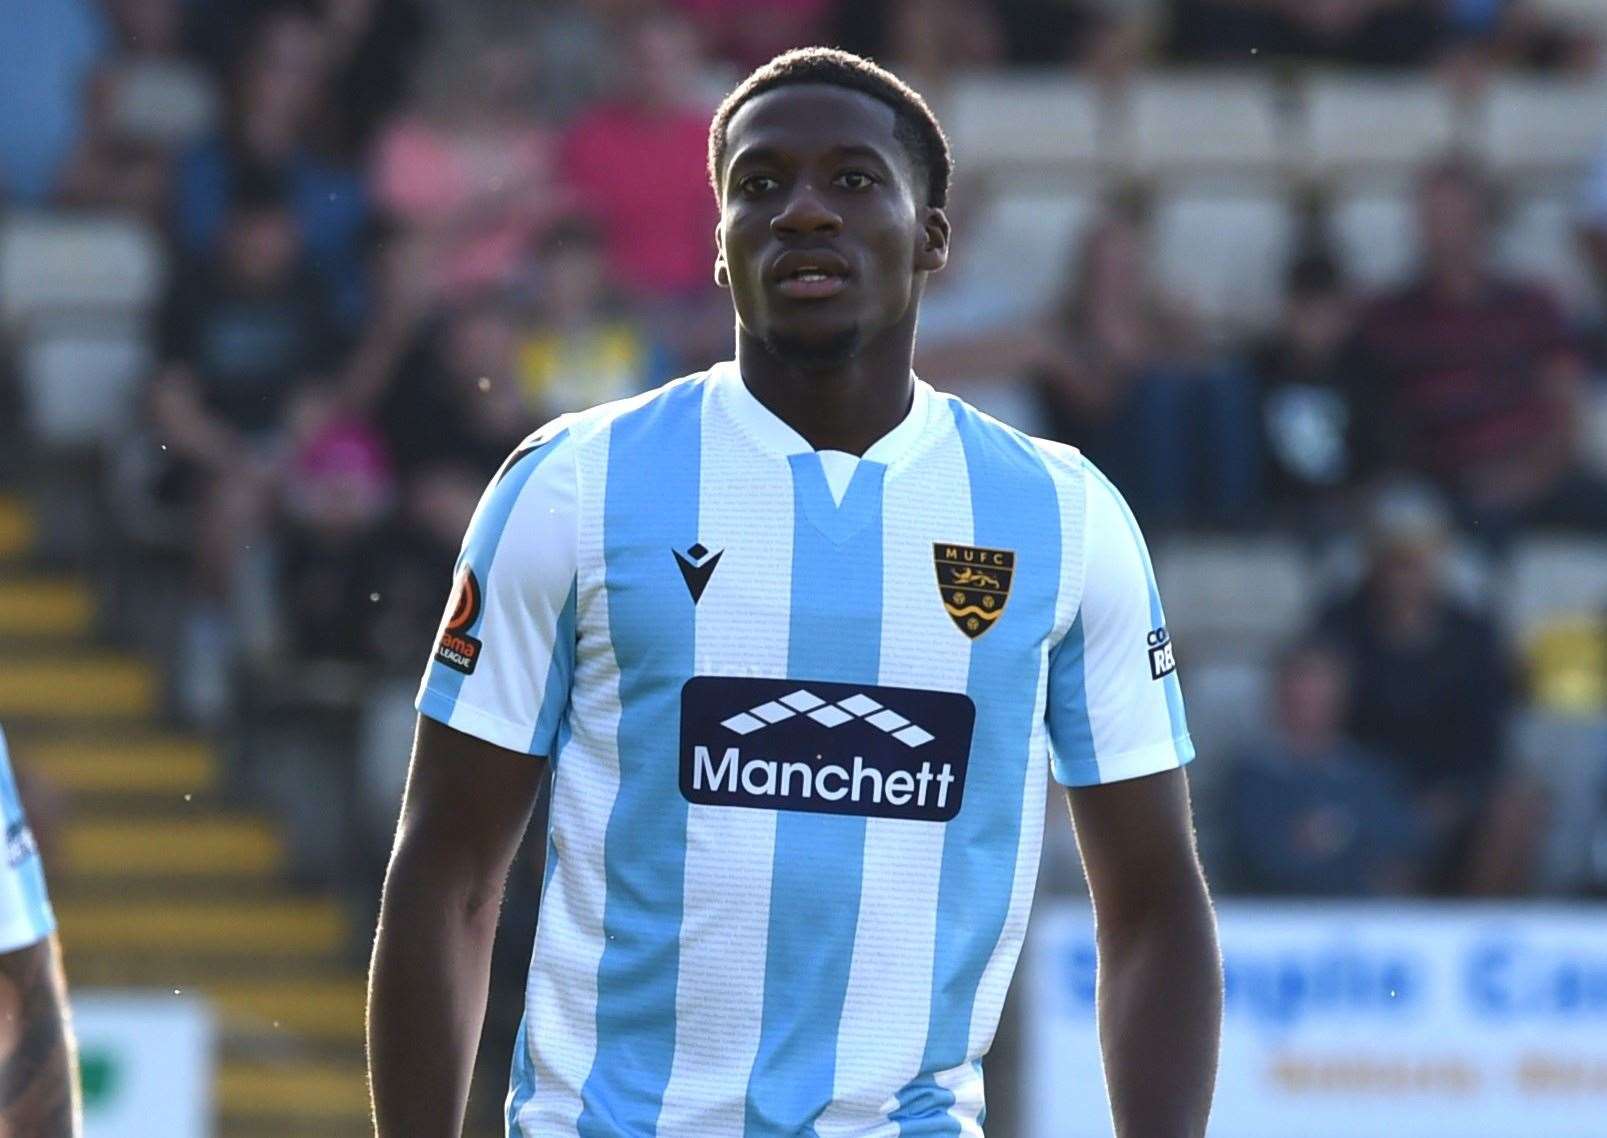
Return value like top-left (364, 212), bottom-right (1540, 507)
top-left (762, 324), bottom-right (862, 371)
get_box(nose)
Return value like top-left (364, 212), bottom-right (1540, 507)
top-left (771, 183), bottom-right (842, 239)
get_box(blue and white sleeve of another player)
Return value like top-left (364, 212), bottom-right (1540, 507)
top-left (1045, 461), bottom-right (1194, 787)
top-left (0, 726), bottom-right (56, 952)
top-left (415, 424), bottom-right (580, 758)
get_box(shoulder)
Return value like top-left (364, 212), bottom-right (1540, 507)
top-left (937, 390), bottom-right (1084, 483)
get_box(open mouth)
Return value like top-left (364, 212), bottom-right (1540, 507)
top-left (775, 265), bottom-right (849, 300)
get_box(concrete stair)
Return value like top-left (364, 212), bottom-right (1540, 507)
top-left (0, 492), bottom-right (373, 1136)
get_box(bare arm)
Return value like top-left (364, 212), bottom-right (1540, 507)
top-left (367, 715), bottom-right (545, 1138)
top-left (0, 935), bottom-right (79, 1137)
top-left (1067, 767), bottom-right (1220, 1138)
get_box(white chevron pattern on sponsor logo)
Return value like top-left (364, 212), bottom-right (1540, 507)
top-left (720, 689), bottom-right (935, 747)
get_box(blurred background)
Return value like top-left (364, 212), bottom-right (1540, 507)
top-left (0, 0), bottom-right (1604, 1135)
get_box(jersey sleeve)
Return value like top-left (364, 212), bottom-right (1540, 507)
top-left (0, 728), bottom-right (56, 952)
top-left (1046, 464), bottom-right (1194, 787)
top-left (415, 426), bottom-right (579, 757)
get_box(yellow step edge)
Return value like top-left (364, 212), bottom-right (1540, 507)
top-left (55, 898), bottom-right (347, 955)
top-left (0, 497), bottom-right (34, 561)
top-left (208, 978), bottom-right (366, 1040)
top-left (18, 737), bottom-right (217, 795)
top-left (0, 655), bottom-right (156, 718)
top-left (63, 817), bottom-right (284, 878)
top-left (217, 1061), bottom-right (370, 1119)
top-left (0, 577), bottom-right (93, 637)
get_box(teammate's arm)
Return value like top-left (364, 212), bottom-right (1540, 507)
top-left (1068, 769), bottom-right (1220, 1138)
top-left (0, 933), bottom-right (79, 1136)
top-left (367, 716), bottom-right (545, 1138)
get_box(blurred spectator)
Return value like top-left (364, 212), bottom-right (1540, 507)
top-left (561, 9), bottom-right (719, 302)
top-left (318, 0), bottom-right (430, 156)
top-left (174, 5), bottom-right (370, 327)
top-left (149, 173), bottom-right (345, 715)
top-left (1252, 249), bottom-right (1371, 530)
top-left (673, 0), bottom-right (838, 70)
top-left (372, 27), bottom-right (571, 302)
top-left (1170, 0), bottom-right (1453, 67)
top-left (1352, 156), bottom-right (1606, 540)
top-left (1223, 638), bottom-right (1426, 895)
top-left (1035, 204), bottom-right (1259, 528)
top-left (1578, 142), bottom-right (1607, 373)
top-left (0, 0), bottom-right (109, 202)
top-left (1315, 481), bottom-right (1535, 892)
top-left (515, 216), bottom-right (669, 418)
top-left (55, 0), bottom-right (217, 221)
top-left (836, 0), bottom-right (1008, 92)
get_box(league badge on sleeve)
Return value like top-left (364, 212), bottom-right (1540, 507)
top-left (934, 543), bottom-right (1015, 639)
top-left (435, 566), bottom-right (483, 675)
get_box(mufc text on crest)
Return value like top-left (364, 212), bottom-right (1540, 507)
top-left (933, 543), bottom-right (1015, 640)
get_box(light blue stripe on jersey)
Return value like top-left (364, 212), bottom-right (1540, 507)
top-left (576, 381), bottom-right (704, 1138)
top-left (529, 580), bottom-right (579, 758)
top-left (1084, 464), bottom-right (1189, 747)
top-left (744, 454), bottom-right (884, 1136)
top-left (420, 433), bottom-right (571, 725)
top-left (1046, 614), bottom-right (1095, 780)
top-left (897, 405), bottom-right (1060, 1134)
top-left (0, 730), bottom-right (52, 939)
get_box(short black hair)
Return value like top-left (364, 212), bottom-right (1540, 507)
top-left (707, 47), bottom-right (952, 209)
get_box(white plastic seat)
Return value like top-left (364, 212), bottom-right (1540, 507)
top-left (946, 73), bottom-right (1106, 173)
top-left (1477, 78), bottom-right (1607, 173)
top-left (19, 317), bottom-right (153, 447)
top-left (1151, 191), bottom-right (1298, 331)
top-left (1300, 75), bottom-right (1461, 173)
top-left (1122, 73), bottom-right (1286, 176)
top-left (1152, 536), bottom-right (1312, 656)
top-left (956, 188), bottom-right (1097, 312)
top-left (1498, 537), bottom-right (1607, 644)
top-left (1496, 188), bottom-right (1595, 312)
top-left (0, 214), bottom-right (165, 327)
top-left (1328, 184), bottom-right (1417, 288)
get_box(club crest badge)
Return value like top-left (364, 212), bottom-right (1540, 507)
top-left (934, 543), bottom-right (1015, 640)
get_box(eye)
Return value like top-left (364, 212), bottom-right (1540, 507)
top-left (737, 174), bottom-right (779, 198)
top-left (835, 170), bottom-right (878, 191)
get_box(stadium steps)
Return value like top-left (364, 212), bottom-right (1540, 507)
top-left (0, 495), bottom-right (374, 1136)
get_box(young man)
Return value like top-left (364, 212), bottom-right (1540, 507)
top-left (369, 48), bottom-right (1220, 1138)
top-left (0, 725), bottom-right (80, 1136)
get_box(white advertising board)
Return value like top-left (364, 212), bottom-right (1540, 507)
top-left (77, 992), bottom-right (212, 1138)
top-left (1025, 902), bottom-right (1607, 1138)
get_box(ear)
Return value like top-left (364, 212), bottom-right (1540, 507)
top-left (915, 206), bottom-right (950, 274)
top-left (713, 222), bottom-right (730, 290)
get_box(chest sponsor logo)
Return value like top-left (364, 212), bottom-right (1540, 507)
top-left (434, 566), bottom-right (483, 675)
top-left (680, 676), bottom-right (976, 822)
top-left (935, 543), bottom-right (1015, 639)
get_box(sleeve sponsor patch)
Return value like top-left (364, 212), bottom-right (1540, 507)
top-left (1147, 627), bottom-right (1176, 680)
top-left (434, 566), bottom-right (483, 675)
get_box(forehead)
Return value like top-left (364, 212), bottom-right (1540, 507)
top-left (725, 83), bottom-right (905, 171)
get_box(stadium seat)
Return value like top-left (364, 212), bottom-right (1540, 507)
top-left (1151, 190), bottom-right (1299, 330)
top-left (0, 214), bottom-right (165, 328)
top-left (1511, 709), bottom-right (1607, 893)
top-left (1496, 187), bottom-right (1595, 312)
top-left (1300, 74), bottom-right (1463, 174)
top-left (1525, 0), bottom-right (1607, 38)
top-left (945, 73), bottom-right (1106, 173)
top-left (1498, 537), bottom-right (1607, 644)
top-left (1477, 78), bottom-right (1607, 173)
top-left (1328, 184), bottom-right (1418, 288)
top-left (18, 316), bottom-right (153, 447)
top-left (1121, 73), bottom-right (1287, 176)
top-left (1151, 536), bottom-right (1312, 658)
top-left (107, 60), bottom-right (219, 147)
top-left (956, 188), bottom-right (1097, 312)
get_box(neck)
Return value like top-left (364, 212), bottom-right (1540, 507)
top-left (735, 318), bottom-right (918, 455)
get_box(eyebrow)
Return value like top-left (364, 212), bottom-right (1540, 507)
top-left (727, 141), bottom-right (897, 174)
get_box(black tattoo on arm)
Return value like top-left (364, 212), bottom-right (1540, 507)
top-left (0, 936), bottom-right (79, 1137)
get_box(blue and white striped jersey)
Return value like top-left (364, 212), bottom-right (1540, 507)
top-left (417, 361), bottom-right (1193, 1138)
top-left (0, 726), bottom-right (56, 953)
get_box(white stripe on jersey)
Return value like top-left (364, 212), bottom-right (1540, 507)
top-left (814, 416), bottom-right (974, 1138)
top-left (655, 384), bottom-right (792, 1138)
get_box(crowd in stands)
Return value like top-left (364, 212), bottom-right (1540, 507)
top-left (3, 0), bottom-right (1607, 918)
